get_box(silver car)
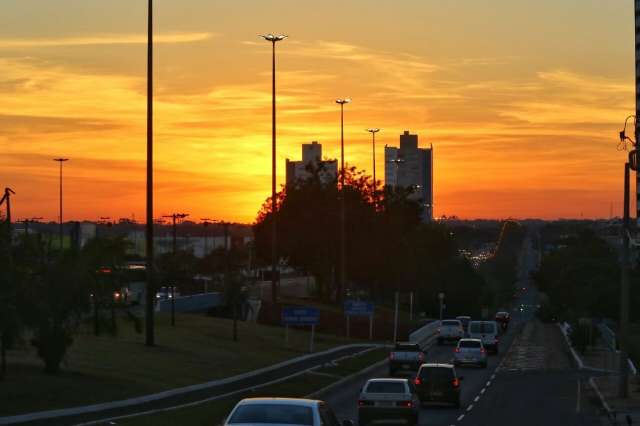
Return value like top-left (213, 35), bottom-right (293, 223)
top-left (225, 397), bottom-right (353, 426)
top-left (358, 378), bottom-right (419, 426)
top-left (453, 338), bottom-right (488, 368)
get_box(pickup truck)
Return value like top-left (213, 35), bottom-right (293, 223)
top-left (388, 342), bottom-right (425, 376)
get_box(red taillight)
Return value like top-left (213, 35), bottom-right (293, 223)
top-left (397, 401), bottom-right (413, 408)
top-left (494, 337), bottom-right (500, 343)
top-left (454, 347), bottom-right (460, 353)
top-left (480, 347), bottom-right (486, 353)
top-left (418, 352), bottom-right (425, 362)
top-left (389, 352), bottom-right (395, 360)
top-left (414, 378), bottom-right (422, 386)
top-left (452, 378), bottom-right (460, 388)
top-left (358, 400), bottom-right (365, 407)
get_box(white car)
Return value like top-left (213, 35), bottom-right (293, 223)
top-left (358, 379), bottom-right (419, 426)
top-left (468, 321), bottom-right (499, 353)
top-left (436, 319), bottom-right (464, 345)
top-left (225, 398), bottom-right (353, 426)
top-left (453, 338), bottom-right (488, 368)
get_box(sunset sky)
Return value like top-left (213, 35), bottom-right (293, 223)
top-left (0, 0), bottom-right (636, 223)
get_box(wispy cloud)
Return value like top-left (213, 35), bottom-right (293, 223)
top-left (0, 32), bottom-right (215, 48)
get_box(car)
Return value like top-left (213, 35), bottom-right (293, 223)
top-left (495, 311), bottom-right (511, 332)
top-left (155, 286), bottom-right (179, 300)
top-left (468, 321), bottom-right (499, 353)
top-left (358, 378), bottom-right (419, 426)
top-left (453, 338), bottom-right (487, 368)
top-left (388, 342), bottom-right (425, 376)
top-left (225, 397), bottom-right (354, 426)
top-left (455, 316), bottom-right (472, 334)
top-left (413, 363), bottom-right (462, 408)
top-left (437, 319), bottom-right (464, 345)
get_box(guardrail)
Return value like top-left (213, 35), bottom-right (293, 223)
top-left (155, 292), bottom-right (224, 313)
top-left (597, 323), bottom-right (637, 376)
top-left (408, 320), bottom-right (439, 344)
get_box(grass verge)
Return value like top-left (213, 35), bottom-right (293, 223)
top-left (2, 313), bottom-right (357, 416)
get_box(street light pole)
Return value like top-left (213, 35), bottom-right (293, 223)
top-left (145, 0), bottom-right (155, 347)
top-left (336, 98), bottom-right (351, 301)
top-left (53, 158), bottom-right (69, 250)
top-left (260, 33), bottom-right (287, 304)
top-left (366, 128), bottom-right (380, 195)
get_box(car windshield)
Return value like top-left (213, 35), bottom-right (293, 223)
top-left (366, 381), bottom-right (406, 394)
top-left (228, 404), bottom-right (314, 425)
top-left (470, 322), bottom-right (496, 334)
top-left (459, 340), bottom-right (481, 348)
top-left (442, 320), bottom-right (459, 326)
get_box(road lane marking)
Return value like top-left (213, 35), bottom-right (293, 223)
top-left (480, 388), bottom-right (486, 394)
top-left (457, 414), bottom-right (465, 421)
top-left (576, 379), bottom-right (581, 413)
top-left (466, 404), bottom-right (474, 412)
top-left (486, 380), bottom-right (491, 386)
top-left (474, 396), bottom-right (480, 402)
top-left (491, 374), bottom-right (496, 379)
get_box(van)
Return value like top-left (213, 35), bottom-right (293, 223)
top-left (468, 321), bottom-right (499, 353)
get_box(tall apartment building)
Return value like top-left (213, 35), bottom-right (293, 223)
top-left (384, 131), bottom-right (433, 221)
top-left (285, 141), bottom-right (338, 187)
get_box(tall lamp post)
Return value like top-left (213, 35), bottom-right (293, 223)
top-left (366, 128), bottom-right (380, 195)
top-left (336, 98), bottom-right (351, 300)
top-left (53, 158), bottom-right (69, 249)
top-left (260, 33), bottom-right (287, 304)
top-left (145, 0), bottom-right (155, 347)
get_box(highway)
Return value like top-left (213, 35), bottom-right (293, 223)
top-left (325, 237), bottom-right (605, 426)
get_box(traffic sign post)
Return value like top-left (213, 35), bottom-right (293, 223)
top-left (344, 301), bottom-right (375, 339)
top-left (438, 292), bottom-right (445, 322)
top-left (282, 307), bottom-right (320, 352)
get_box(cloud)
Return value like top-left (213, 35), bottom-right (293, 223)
top-left (0, 32), bottom-right (215, 49)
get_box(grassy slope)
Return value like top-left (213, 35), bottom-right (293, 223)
top-left (2, 313), bottom-right (356, 416)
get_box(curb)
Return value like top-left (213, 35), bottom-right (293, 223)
top-left (0, 343), bottom-right (375, 425)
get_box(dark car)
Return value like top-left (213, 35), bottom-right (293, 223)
top-left (413, 363), bottom-right (462, 408)
top-left (495, 311), bottom-right (511, 332)
top-left (389, 343), bottom-right (425, 376)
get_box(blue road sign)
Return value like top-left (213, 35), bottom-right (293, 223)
top-left (344, 301), bottom-right (374, 316)
top-left (282, 307), bottom-right (320, 326)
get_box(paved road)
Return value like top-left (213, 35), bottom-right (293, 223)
top-left (326, 236), bottom-right (605, 426)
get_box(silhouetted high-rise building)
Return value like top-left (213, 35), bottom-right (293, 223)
top-left (385, 130), bottom-right (433, 221)
top-left (286, 141), bottom-right (337, 187)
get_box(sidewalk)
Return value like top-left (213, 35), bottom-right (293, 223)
top-left (581, 341), bottom-right (640, 424)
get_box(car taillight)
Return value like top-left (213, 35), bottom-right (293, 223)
top-left (397, 401), bottom-right (413, 408)
top-left (389, 352), bottom-right (395, 360)
top-left (480, 347), bottom-right (486, 353)
top-left (454, 347), bottom-right (460, 353)
top-left (452, 378), bottom-right (460, 388)
top-left (414, 378), bottom-right (422, 385)
top-left (358, 400), bottom-right (372, 407)
top-left (418, 352), bottom-right (425, 362)
top-left (494, 337), bottom-right (500, 343)
top-left (436, 328), bottom-right (441, 334)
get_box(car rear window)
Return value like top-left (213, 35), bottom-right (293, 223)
top-left (366, 381), bottom-right (406, 394)
top-left (442, 320), bottom-right (460, 326)
top-left (228, 404), bottom-right (314, 425)
top-left (459, 340), bottom-right (481, 348)
top-left (469, 322), bottom-right (496, 334)
top-left (394, 343), bottom-right (420, 351)
top-left (418, 367), bottom-right (454, 382)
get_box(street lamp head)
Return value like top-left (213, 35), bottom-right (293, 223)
top-left (53, 158), bottom-right (69, 162)
top-left (366, 128), bottom-right (380, 133)
top-left (260, 34), bottom-right (288, 42)
top-left (336, 98), bottom-right (352, 105)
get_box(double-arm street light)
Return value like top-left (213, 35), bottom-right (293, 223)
top-left (336, 98), bottom-right (351, 300)
top-left (53, 158), bottom-right (69, 249)
top-left (260, 33), bottom-right (287, 303)
top-left (366, 128), bottom-right (380, 195)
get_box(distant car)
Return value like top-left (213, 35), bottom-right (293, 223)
top-left (437, 319), bottom-right (464, 345)
top-left (413, 363), bottom-right (462, 408)
top-left (155, 286), bottom-right (179, 300)
top-left (455, 316), bottom-right (472, 334)
top-left (453, 338), bottom-right (487, 368)
top-left (468, 321), bottom-right (499, 354)
top-left (358, 378), bottom-right (419, 426)
top-left (388, 342), bottom-right (425, 376)
top-left (495, 311), bottom-right (511, 332)
top-left (225, 397), bottom-right (353, 426)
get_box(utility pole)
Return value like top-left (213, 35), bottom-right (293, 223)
top-left (0, 188), bottom-right (15, 227)
top-left (260, 34), bottom-right (287, 304)
top-left (635, 0), bottom-right (640, 226)
top-left (366, 128), bottom-right (380, 195)
top-left (336, 98), bottom-right (351, 301)
top-left (619, 162), bottom-right (631, 398)
top-left (201, 218), bottom-right (213, 257)
top-left (163, 213), bottom-right (189, 254)
top-left (145, 0), bottom-right (155, 347)
top-left (53, 158), bottom-right (69, 250)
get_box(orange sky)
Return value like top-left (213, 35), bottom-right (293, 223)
top-left (0, 1), bottom-right (636, 223)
